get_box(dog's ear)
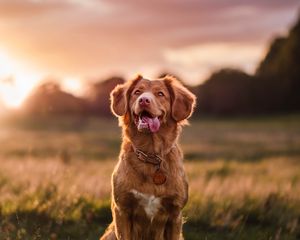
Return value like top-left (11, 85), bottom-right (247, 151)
top-left (110, 75), bottom-right (143, 117)
top-left (110, 83), bottom-right (127, 116)
top-left (164, 76), bottom-right (196, 122)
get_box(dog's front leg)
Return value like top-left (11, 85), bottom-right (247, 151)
top-left (113, 205), bottom-right (132, 240)
top-left (164, 214), bottom-right (184, 240)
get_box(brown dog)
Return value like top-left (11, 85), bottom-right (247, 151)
top-left (100, 75), bottom-right (196, 240)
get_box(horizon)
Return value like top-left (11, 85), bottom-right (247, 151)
top-left (0, 0), bottom-right (299, 109)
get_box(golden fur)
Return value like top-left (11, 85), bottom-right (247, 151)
top-left (100, 75), bottom-right (196, 240)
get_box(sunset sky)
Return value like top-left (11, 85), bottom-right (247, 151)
top-left (0, 0), bottom-right (299, 108)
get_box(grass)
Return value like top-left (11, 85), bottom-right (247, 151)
top-left (0, 114), bottom-right (300, 239)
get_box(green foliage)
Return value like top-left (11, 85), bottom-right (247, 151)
top-left (0, 185), bottom-right (111, 240)
top-left (1, 191), bottom-right (299, 239)
top-left (184, 194), bottom-right (300, 240)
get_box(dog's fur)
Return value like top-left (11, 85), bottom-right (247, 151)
top-left (100, 75), bottom-right (196, 240)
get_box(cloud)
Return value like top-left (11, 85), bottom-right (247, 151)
top-left (0, 0), bottom-right (72, 18)
top-left (163, 42), bottom-right (264, 84)
top-left (0, 0), bottom-right (298, 85)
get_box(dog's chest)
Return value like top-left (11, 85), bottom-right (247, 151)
top-left (130, 189), bottom-right (161, 220)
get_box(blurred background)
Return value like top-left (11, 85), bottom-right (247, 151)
top-left (0, 1), bottom-right (300, 240)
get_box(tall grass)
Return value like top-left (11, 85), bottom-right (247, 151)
top-left (0, 115), bottom-right (300, 239)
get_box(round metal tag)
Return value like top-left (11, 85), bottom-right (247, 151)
top-left (153, 169), bottom-right (167, 185)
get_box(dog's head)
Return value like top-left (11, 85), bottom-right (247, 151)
top-left (110, 75), bottom-right (196, 133)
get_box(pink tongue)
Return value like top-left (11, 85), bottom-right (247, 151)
top-left (139, 116), bottom-right (160, 133)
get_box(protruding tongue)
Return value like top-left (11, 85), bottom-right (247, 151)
top-left (138, 116), bottom-right (160, 133)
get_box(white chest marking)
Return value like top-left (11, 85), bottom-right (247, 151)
top-left (130, 189), bottom-right (161, 221)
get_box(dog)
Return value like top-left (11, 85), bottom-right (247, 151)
top-left (100, 75), bottom-right (196, 240)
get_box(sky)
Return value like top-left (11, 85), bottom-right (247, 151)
top-left (0, 0), bottom-right (299, 108)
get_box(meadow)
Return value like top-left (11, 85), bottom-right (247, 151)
top-left (0, 115), bottom-right (300, 240)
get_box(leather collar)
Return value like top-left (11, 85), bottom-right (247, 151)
top-left (131, 145), bottom-right (162, 167)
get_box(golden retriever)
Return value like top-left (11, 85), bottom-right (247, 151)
top-left (100, 75), bottom-right (196, 240)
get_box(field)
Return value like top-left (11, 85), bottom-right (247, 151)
top-left (0, 115), bottom-right (300, 240)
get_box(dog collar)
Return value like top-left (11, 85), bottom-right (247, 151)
top-left (134, 148), bottom-right (162, 166)
top-left (131, 145), bottom-right (167, 185)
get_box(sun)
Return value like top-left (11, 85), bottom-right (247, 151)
top-left (0, 50), bottom-right (40, 109)
top-left (0, 77), bottom-right (37, 109)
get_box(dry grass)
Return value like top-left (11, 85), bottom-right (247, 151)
top-left (0, 115), bottom-right (300, 239)
top-left (1, 156), bottom-right (299, 207)
top-left (187, 156), bottom-right (300, 201)
top-left (0, 158), bottom-right (114, 203)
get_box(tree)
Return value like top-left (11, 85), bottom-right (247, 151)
top-left (23, 80), bottom-right (87, 115)
top-left (256, 14), bottom-right (300, 111)
top-left (86, 76), bottom-right (125, 116)
top-left (196, 69), bottom-right (256, 115)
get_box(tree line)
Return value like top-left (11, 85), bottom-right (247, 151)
top-left (22, 15), bottom-right (300, 117)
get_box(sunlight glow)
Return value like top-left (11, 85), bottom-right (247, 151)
top-left (0, 50), bottom-right (40, 108)
top-left (62, 77), bottom-right (84, 96)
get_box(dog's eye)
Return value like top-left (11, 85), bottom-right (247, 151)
top-left (134, 90), bottom-right (141, 95)
top-left (158, 91), bottom-right (164, 97)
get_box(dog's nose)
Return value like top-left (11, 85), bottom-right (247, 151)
top-left (139, 96), bottom-right (150, 107)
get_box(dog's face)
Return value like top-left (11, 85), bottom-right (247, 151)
top-left (130, 79), bottom-right (171, 132)
top-left (110, 75), bottom-right (196, 133)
